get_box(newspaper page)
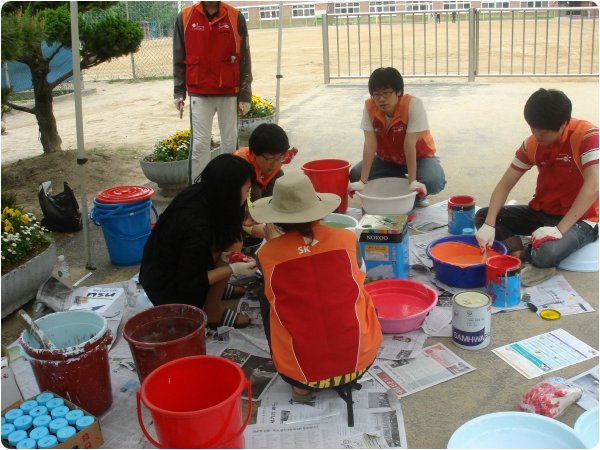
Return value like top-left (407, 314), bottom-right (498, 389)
top-left (377, 330), bottom-right (429, 360)
top-left (369, 343), bottom-right (475, 398)
top-left (492, 328), bottom-right (599, 379)
top-left (523, 275), bottom-right (595, 317)
top-left (243, 422), bottom-right (341, 448)
top-left (569, 365), bottom-right (599, 410)
top-left (409, 201), bottom-right (450, 233)
top-left (220, 348), bottom-right (278, 401)
top-left (69, 286), bottom-right (124, 314)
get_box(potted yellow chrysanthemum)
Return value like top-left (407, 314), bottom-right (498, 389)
top-left (238, 94), bottom-right (278, 141)
top-left (140, 129), bottom-right (220, 191)
top-left (1, 195), bottom-right (56, 318)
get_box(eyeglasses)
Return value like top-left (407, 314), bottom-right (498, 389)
top-left (371, 90), bottom-right (396, 100)
top-left (258, 153), bottom-right (286, 163)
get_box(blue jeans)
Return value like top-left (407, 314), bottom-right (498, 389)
top-left (475, 205), bottom-right (598, 268)
top-left (349, 155), bottom-right (446, 195)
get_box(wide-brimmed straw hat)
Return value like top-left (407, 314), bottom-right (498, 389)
top-left (249, 171), bottom-right (340, 223)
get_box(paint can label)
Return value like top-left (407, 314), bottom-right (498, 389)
top-left (452, 291), bottom-right (491, 350)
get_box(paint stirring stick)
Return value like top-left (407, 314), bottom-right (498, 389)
top-left (17, 310), bottom-right (57, 350)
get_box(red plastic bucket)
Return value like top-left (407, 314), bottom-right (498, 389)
top-left (137, 355), bottom-right (252, 448)
top-left (123, 304), bottom-right (207, 383)
top-left (485, 255), bottom-right (522, 308)
top-left (301, 159), bottom-right (350, 213)
top-left (19, 311), bottom-right (113, 416)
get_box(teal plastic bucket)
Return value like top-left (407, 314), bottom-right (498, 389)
top-left (90, 200), bottom-right (158, 265)
top-left (447, 411), bottom-right (586, 448)
top-left (574, 406), bottom-right (599, 448)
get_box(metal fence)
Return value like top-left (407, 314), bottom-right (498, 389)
top-left (323, 6), bottom-right (598, 82)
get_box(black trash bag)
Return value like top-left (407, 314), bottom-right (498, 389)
top-left (38, 181), bottom-right (82, 232)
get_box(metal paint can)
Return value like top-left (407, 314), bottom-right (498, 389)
top-left (452, 291), bottom-right (492, 350)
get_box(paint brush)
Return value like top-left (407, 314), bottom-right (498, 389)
top-left (481, 246), bottom-right (488, 263)
top-left (17, 309), bottom-right (57, 350)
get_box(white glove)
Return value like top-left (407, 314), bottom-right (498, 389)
top-left (348, 180), bottom-right (366, 193)
top-left (531, 226), bottom-right (562, 249)
top-left (229, 260), bottom-right (258, 277)
top-left (409, 180), bottom-right (427, 198)
top-left (239, 101), bottom-right (251, 116)
top-left (475, 223), bottom-right (496, 249)
top-left (174, 97), bottom-right (184, 111)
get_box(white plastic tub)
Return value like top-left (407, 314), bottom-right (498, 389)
top-left (357, 178), bottom-right (416, 215)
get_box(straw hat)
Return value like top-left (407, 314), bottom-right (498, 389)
top-left (249, 171), bottom-right (341, 223)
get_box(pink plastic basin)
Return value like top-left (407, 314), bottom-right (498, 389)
top-left (365, 279), bottom-right (438, 333)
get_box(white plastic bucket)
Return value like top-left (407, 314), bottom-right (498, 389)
top-left (356, 178), bottom-right (416, 215)
top-left (447, 411), bottom-right (586, 449)
top-left (558, 239), bottom-right (599, 273)
top-left (574, 406), bottom-right (599, 448)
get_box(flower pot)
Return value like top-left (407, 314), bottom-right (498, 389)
top-left (140, 157), bottom-right (189, 191)
top-left (238, 111), bottom-right (278, 141)
top-left (1, 242), bottom-right (56, 319)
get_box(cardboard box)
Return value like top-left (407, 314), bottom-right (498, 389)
top-left (1, 357), bottom-right (23, 411)
top-left (2, 391), bottom-right (103, 449)
top-left (359, 214), bottom-right (409, 282)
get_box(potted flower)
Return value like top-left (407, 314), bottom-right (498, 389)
top-left (1, 195), bottom-right (56, 318)
top-left (238, 94), bottom-right (278, 141)
top-left (140, 129), bottom-right (220, 191)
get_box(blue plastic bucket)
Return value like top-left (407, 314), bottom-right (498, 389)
top-left (426, 235), bottom-right (507, 288)
top-left (447, 411), bottom-right (586, 448)
top-left (90, 201), bottom-right (158, 265)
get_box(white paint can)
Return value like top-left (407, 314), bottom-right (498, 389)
top-left (452, 291), bottom-right (492, 350)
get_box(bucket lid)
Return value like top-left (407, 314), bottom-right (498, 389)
top-left (96, 186), bottom-right (154, 204)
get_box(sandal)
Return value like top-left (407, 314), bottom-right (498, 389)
top-left (291, 388), bottom-right (314, 405)
top-left (222, 283), bottom-right (245, 300)
top-left (207, 309), bottom-right (251, 329)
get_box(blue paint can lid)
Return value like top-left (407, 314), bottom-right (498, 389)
top-left (57, 425), bottom-right (77, 443)
top-left (45, 398), bottom-right (64, 410)
top-left (50, 405), bottom-right (70, 419)
top-left (65, 409), bottom-right (84, 425)
top-left (35, 393), bottom-right (54, 405)
top-left (29, 405), bottom-right (48, 418)
top-left (37, 434), bottom-right (59, 449)
top-left (49, 418), bottom-right (68, 434)
top-left (1, 423), bottom-right (15, 439)
top-left (4, 408), bottom-right (24, 423)
top-left (7, 429), bottom-right (28, 446)
top-left (19, 400), bottom-right (38, 413)
top-left (75, 415), bottom-right (95, 431)
top-left (29, 425), bottom-right (49, 440)
top-left (32, 414), bottom-right (52, 428)
top-left (16, 437), bottom-right (36, 449)
top-left (13, 415), bottom-right (33, 431)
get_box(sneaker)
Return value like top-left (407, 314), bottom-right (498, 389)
top-left (521, 263), bottom-right (557, 287)
top-left (415, 197), bottom-right (430, 208)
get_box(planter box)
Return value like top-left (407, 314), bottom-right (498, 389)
top-left (238, 112), bottom-right (278, 140)
top-left (1, 242), bottom-right (56, 319)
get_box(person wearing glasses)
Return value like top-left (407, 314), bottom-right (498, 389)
top-left (349, 67), bottom-right (446, 207)
top-left (234, 123), bottom-right (297, 239)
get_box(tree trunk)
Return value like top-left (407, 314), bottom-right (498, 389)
top-left (29, 57), bottom-right (62, 154)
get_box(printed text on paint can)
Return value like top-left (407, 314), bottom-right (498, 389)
top-left (452, 327), bottom-right (490, 346)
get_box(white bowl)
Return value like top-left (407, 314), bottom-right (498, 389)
top-left (558, 239), bottom-right (599, 272)
top-left (357, 178), bottom-right (417, 215)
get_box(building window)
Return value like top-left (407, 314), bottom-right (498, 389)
top-left (260, 5), bottom-right (280, 20)
top-left (443, 1), bottom-right (469, 9)
top-left (369, 1), bottom-right (396, 13)
top-left (292, 4), bottom-right (316, 17)
top-left (481, 1), bottom-right (510, 7)
top-left (520, 1), bottom-right (550, 6)
top-left (405, 2), bottom-right (433, 11)
top-left (238, 7), bottom-right (249, 21)
top-left (334, 2), bottom-right (360, 14)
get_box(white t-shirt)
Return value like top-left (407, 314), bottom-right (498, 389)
top-left (360, 96), bottom-right (429, 133)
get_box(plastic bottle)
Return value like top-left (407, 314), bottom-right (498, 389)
top-left (56, 255), bottom-right (71, 282)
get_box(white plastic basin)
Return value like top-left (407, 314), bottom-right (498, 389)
top-left (357, 177), bottom-right (417, 215)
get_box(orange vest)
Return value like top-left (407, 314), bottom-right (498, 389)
top-left (258, 224), bottom-right (382, 385)
top-left (233, 147), bottom-right (282, 192)
top-left (181, 3), bottom-right (241, 95)
top-left (525, 118), bottom-right (599, 221)
top-left (366, 95), bottom-right (436, 165)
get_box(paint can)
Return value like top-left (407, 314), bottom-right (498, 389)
top-left (452, 291), bottom-right (492, 350)
top-left (448, 195), bottom-right (475, 235)
top-left (485, 255), bottom-right (522, 308)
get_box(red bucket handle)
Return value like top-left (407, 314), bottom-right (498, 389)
top-left (136, 379), bottom-right (252, 449)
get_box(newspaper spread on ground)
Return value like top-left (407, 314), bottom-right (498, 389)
top-left (377, 330), bottom-right (428, 360)
top-left (421, 306), bottom-right (453, 337)
top-left (523, 274), bottom-right (595, 317)
top-left (493, 328), bottom-right (599, 379)
top-left (409, 200), bottom-right (450, 233)
top-left (369, 343), bottom-right (475, 398)
top-left (569, 365), bottom-right (599, 410)
top-left (220, 348), bottom-right (278, 401)
top-left (69, 286), bottom-right (124, 314)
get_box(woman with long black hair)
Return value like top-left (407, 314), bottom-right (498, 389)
top-left (139, 154), bottom-right (257, 328)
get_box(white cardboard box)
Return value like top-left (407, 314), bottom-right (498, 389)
top-left (1, 356), bottom-right (24, 410)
